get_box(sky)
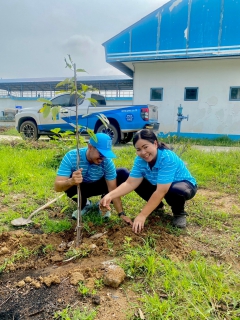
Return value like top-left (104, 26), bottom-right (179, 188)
top-left (0, 0), bottom-right (169, 79)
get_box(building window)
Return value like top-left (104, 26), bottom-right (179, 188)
top-left (229, 87), bottom-right (240, 100)
top-left (150, 88), bottom-right (163, 101)
top-left (184, 87), bottom-right (198, 101)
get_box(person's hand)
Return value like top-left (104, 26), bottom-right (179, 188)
top-left (132, 214), bottom-right (146, 233)
top-left (121, 215), bottom-right (133, 226)
top-left (99, 195), bottom-right (112, 212)
top-left (71, 169), bottom-right (83, 185)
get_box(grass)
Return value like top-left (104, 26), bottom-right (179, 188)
top-left (54, 305), bottom-right (97, 320)
top-left (121, 242), bottom-right (240, 319)
top-left (0, 245), bottom-right (36, 274)
top-left (160, 134), bottom-right (240, 147)
top-left (0, 127), bottom-right (20, 136)
top-left (0, 137), bottom-right (239, 319)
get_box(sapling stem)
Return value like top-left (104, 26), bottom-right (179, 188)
top-left (74, 63), bottom-right (82, 247)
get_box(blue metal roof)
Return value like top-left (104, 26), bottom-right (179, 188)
top-left (103, 0), bottom-right (240, 76)
top-left (0, 75), bottom-right (133, 92)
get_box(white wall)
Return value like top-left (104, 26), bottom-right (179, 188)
top-left (133, 58), bottom-right (240, 137)
top-left (0, 97), bottom-right (42, 113)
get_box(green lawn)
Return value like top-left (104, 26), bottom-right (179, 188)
top-left (0, 137), bottom-right (239, 319)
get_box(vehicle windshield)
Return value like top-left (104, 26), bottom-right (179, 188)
top-left (51, 93), bottom-right (85, 107)
top-left (91, 93), bottom-right (106, 106)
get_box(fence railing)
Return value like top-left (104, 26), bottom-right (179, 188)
top-left (0, 116), bottom-right (15, 122)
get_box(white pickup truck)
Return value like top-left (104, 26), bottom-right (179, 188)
top-left (15, 92), bottom-right (159, 144)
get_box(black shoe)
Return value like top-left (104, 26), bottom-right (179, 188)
top-left (172, 214), bottom-right (187, 228)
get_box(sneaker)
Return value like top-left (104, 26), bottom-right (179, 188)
top-left (72, 199), bottom-right (92, 219)
top-left (101, 211), bottom-right (111, 219)
top-left (172, 215), bottom-right (187, 228)
top-left (96, 201), bottom-right (111, 219)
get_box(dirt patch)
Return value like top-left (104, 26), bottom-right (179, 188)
top-left (198, 189), bottom-right (240, 212)
top-left (0, 191), bottom-right (239, 319)
top-left (0, 216), bottom-right (190, 320)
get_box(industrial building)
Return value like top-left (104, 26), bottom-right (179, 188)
top-left (103, 0), bottom-right (240, 140)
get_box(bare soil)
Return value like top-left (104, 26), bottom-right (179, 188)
top-left (0, 184), bottom-right (239, 318)
top-left (0, 212), bottom-right (192, 320)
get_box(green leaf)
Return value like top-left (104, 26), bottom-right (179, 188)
top-left (76, 68), bottom-right (86, 73)
top-left (60, 205), bottom-right (69, 213)
top-left (51, 128), bottom-right (61, 134)
top-left (55, 90), bottom-right (70, 95)
top-left (64, 130), bottom-right (74, 135)
top-left (87, 129), bottom-right (97, 141)
top-left (81, 84), bottom-right (89, 92)
top-left (67, 54), bottom-right (73, 65)
top-left (96, 114), bottom-right (109, 127)
top-left (39, 104), bottom-right (51, 118)
top-left (38, 98), bottom-right (52, 104)
top-left (64, 57), bottom-right (72, 70)
top-left (87, 97), bottom-right (97, 106)
top-left (51, 106), bottom-right (61, 121)
top-left (77, 91), bottom-right (85, 98)
top-left (56, 78), bottom-right (72, 88)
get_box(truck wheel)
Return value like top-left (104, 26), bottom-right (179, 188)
top-left (20, 121), bottom-right (40, 140)
top-left (96, 123), bottom-right (119, 145)
top-left (120, 132), bottom-right (133, 144)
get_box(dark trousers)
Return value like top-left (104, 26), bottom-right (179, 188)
top-left (135, 178), bottom-right (197, 216)
top-left (65, 168), bottom-right (129, 207)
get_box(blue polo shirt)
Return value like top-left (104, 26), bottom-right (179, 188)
top-left (57, 147), bottom-right (116, 182)
top-left (130, 148), bottom-right (196, 186)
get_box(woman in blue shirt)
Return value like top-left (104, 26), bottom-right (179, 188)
top-left (100, 129), bottom-right (197, 233)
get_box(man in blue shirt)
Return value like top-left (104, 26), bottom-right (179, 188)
top-left (54, 133), bottom-right (129, 219)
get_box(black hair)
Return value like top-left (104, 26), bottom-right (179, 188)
top-left (133, 129), bottom-right (169, 150)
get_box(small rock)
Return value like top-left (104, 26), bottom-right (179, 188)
top-left (25, 276), bottom-right (33, 283)
top-left (50, 254), bottom-right (62, 262)
top-left (69, 272), bottom-right (85, 285)
top-left (17, 280), bottom-right (25, 288)
top-left (43, 275), bottom-right (61, 287)
top-left (9, 265), bottom-right (16, 271)
top-left (32, 281), bottom-right (41, 289)
top-left (67, 241), bottom-right (74, 248)
top-left (90, 232), bottom-right (107, 239)
top-left (0, 247), bottom-right (10, 255)
top-left (59, 241), bottom-right (67, 249)
top-left (89, 244), bottom-right (97, 250)
top-left (85, 277), bottom-right (95, 289)
top-left (103, 265), bottom-right (126, 288)
top-left (101, 259), bottom-right (115, 266)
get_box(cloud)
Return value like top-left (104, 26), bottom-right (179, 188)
top-left (62, 35), bottom-right (98, 57)
top-left (98, 67), bottom-right (123, 76)
top-left (0, 0), bottom-right (169, 78)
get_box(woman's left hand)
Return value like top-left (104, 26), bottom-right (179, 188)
top-left (132, 214), bottom-right (146, 234)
